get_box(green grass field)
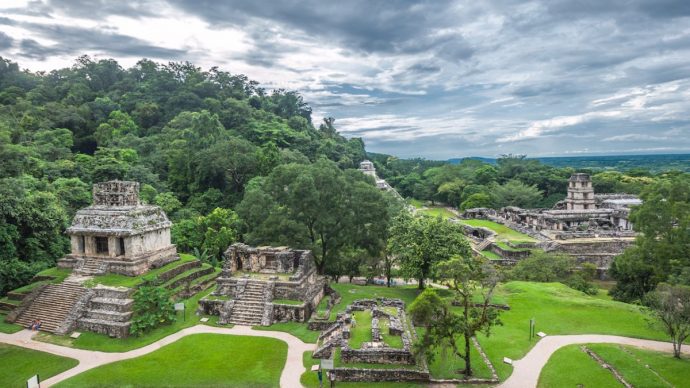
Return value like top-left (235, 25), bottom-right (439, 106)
top-left (55, 334), bottom-right (287, 388)
top-left (0, 344), bottom-right (78, 388)
top-left (459, 219), bottom-right (536, 243)
top-left (0, 312), bottom-right (23, 333)
top-left (8, 268), bottom-right (72, 294)
top-left (480, 250), bottom-right (501, 260)
top-left (478, 281), bottom-right (666, 380)
top-left (537, 344), bottom-right (620, 387)
top-left (349, 310), bottom-right (373, 348)
top-left (539, 343), bottom-right (690, 387)
top-left (417, 206), bottom-right (457, 219)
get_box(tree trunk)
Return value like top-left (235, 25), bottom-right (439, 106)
top-left (464, 333), bottom-right (472, 376)
top-left (386, 274), bottom-right (391, 288)
top-left (673, 340), bottom-right (681, 358)
top-left (418, 277), bottom-right (425, 289)
top-left (464, 295), bottom-right (473, 376)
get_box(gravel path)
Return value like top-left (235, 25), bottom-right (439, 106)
top-left (498, 334), bottom-right (688, 388)
top-left (0, 325), bottom-right (314, 388)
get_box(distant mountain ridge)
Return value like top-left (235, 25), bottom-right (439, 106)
top-left (448, 153), bottom-right (690, 173)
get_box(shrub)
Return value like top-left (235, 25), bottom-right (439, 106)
top-left (130, 285), bottom-right (176, 336)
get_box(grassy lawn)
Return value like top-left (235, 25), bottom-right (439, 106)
top-left (480, 250), bottom-right (501, 260)
top-left (254, 321), bottom-right (321, 343)
top-left (589, 343), bottom-right (690, 387)
top-left (0, 312), bottom-right (23, 333)
top-left (477, 281), bottom-right (666, 381)
top-left (494, 241), bottom-right (529, 252)
top-left (350, 311), bottom-right (372, 349)
top-left (55, 334), bottom-right (286, 388)
top-left (0, 343), bottom-right (78, 388)
top-left (35, 285), bottom-right (219, 352)
top-left (87, 254), bottom-right (197, 288)
top-left (537, 344), bottom-right (620, 388)
top-left (380, 318), bottom-right (403, 348)
top-left (418, 206), bottom-right (457, 219)
top-left (459, 219), bottom-right (536, 242)
top-left (539, 343), bottom-right (690, 388)
top-left (9, 268), bottom-right (72, 294)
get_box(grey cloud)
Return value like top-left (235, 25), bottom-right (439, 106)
top-left (45, 0), bottom-right (157, 19)
top-left (0, 31), bottom-right (13, 49)
top-left (0, 17), bottom-right (187, 60)
top-left (166, 0), bottom-right (474, 60)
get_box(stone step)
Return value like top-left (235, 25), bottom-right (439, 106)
top-left (84, 309), bottom-right (133, 322)
top-left (228, 318), bottom-right (262, 325)
top-left (15, 283), bottom-right (86, 334)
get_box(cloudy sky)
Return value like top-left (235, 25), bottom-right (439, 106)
top-left (1, 0), bottom-right (690, 159)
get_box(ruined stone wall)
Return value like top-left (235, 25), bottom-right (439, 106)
top-left (272, 303), bottom-right (309, 323)
top-left (340, 348), bottom-right (416, 364)
top-left (328, 368), bottom-right (429, 382)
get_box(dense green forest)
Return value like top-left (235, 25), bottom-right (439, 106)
top-left (368, 153), bottom-right (680, 210)
top-left (0, 56), bottom-right (382, 294)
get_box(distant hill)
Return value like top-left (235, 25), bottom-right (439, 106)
top-left (449, 154), bottom-right (690, 173)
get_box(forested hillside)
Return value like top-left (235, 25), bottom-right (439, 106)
top-left (0, 56), bottom-right (375, 293)
top-left (369, 153), bottom-right (683, 210)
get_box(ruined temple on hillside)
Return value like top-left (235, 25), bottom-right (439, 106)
top-left (199, 243), bottom-right (326, 326)
top-left (58, 180), bottom-right (178, 276)
top-left (497, 173), bottom-right (641, 233)
top-left (462, 173), bottom-right (642, 272)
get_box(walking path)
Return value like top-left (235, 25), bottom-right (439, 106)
top-left (3, 326), bottom-right (687, 388)
top-left (0, 324), bottom-right (313, 388)
top-left (498, 334), bottom-right (689, 388)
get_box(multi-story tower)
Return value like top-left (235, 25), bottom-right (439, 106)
top-left (566, 173), bottom-right (596, 210)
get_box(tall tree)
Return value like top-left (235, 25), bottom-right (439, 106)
top-left (388, 214), bottom-right (471, 289)
top-left (610, 175), bottom-right (690, 302)
top-left (643, 284), bottom-right (690, 358)
top-left (238, 159), bottom-right (390, 274)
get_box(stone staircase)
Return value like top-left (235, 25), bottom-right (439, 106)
top-left (14, 282), bottom-right (87, 333)
top-left (76, 258), bottom-right (106, 276)
top-left (476, 238), bottom-right (494, 251)
top-left (226, 281), bottom-right (268, 326)
top-left (78, 285), bottom-right (133, 338)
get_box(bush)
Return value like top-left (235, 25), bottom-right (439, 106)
top-left (509, 252), bottom-right (574, 282)
top-left (0, 259), bottom-right (47, 296)
top-left (130, 285), bottom-right (176, 336)
top-left (565, 274), bottom-right (598, 295)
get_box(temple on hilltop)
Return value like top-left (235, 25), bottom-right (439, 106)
top-left (58, 180), bottom-right (178, 276)
top-left (198, 243), bottom-right (326, 326)
top-left (359, 159), bottom-right (400, 192)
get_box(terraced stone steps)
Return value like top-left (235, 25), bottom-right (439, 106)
top-left (14, 282), bottom-right (86, 333)
top-left (226, 281), bottom-right (267, 326)
top-left (76, 258), bottom-right (106, 276)
top-left (78, 286), bottom-right (133, 338)
top-left (163, 265), bottom-right (215, 290)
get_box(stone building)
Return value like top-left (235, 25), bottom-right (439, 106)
top-left (58, 180), bottom-right (178, 276)
top-left (566, 173), bottom-right (595, 210)
top-left (358, 160), bottom-right (392, 191)
top-left (199, 244), bottom-right (326, 326)
top-left (495, 174), bottom-right (639, 233)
